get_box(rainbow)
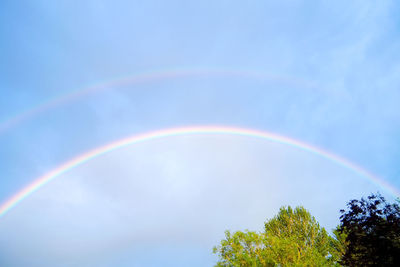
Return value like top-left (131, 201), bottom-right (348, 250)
top-left (0, 68), bottom-right (313, 135)
top-left (0, 125), bottom-right (398, 218)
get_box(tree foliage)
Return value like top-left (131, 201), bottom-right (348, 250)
top-left (213, 206), bottom-right (341, 266)
top-left (338, 193), bottom-right (400, 266)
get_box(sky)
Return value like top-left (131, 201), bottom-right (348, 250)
top-left (0, 0), bottom-right (400, 266)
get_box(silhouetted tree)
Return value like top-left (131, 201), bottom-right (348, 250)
top-left (338, 193), bottom-right (400, 266)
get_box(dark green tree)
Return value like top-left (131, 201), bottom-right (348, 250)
top-left (338, 193), bottom-right (400, 266)
top-left (213, 206), bottom-right (341, 266)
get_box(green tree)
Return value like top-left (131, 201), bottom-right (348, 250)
top-left (213, 206), bottom-right (341, 266)
top-left (338, 193), bottom-right (400, 266)
top-left (330, 227), bottom-right (347, 263)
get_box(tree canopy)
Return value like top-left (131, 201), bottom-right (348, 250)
top-left (213, 206), bottom-right (341, 266)
top-left (214, 194), bottom-right (400, 266)
top-left (338, 193), bottom-right (400, 266)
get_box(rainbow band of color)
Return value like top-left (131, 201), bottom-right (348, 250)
top-left (0, 68), bottom-right (313, 135)
top-left (0, 126), bottom-right (398, 218)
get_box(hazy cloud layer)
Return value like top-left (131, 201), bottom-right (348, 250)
top-left (0, 135), bottom-right (383, 266)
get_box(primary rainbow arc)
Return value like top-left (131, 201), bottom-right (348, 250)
top-left (0, 125), bottom-right (398, 218)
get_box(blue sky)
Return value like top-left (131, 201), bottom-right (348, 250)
top-left (1, 1), bottom-right (400, 266)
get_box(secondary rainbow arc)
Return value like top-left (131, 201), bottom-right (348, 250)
top-left (0, 125), bottom-right (398, 218)
top-left (0, 68), bottom-right (313, 135)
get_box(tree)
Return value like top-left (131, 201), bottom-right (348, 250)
top-left (338, 193), bottom-right (400, 266)
top-left (213, 206), bottom-right (341, 266)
